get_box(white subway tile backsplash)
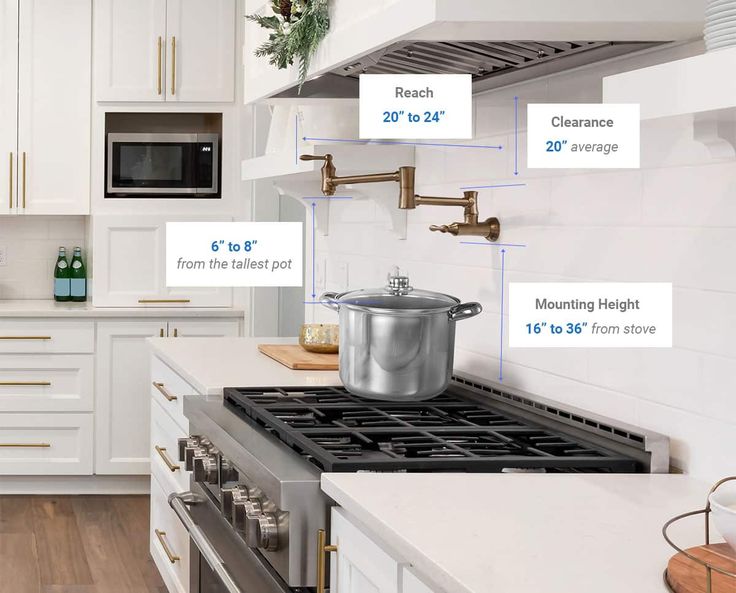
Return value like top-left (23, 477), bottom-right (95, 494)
top-left (311, 43), bottom-right (736, 481)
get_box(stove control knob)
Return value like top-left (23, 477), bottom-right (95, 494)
top-left (193, 454), bottom-right (218, 484)
top-left (233, 496), bottom-right (262, 537)
top-left (220, 458), bottom-right (239, 483)
top-left (178, 437), bottom-right (200, 463)
top-left (255, 513), bottom-right (280, 552)
top-left (184, 446), bottom-right (209, 471)
top-left (222, 486), bottom-right (249, 522)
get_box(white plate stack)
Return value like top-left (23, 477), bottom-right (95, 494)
top-left (705, 0), bottom-right (736, 51)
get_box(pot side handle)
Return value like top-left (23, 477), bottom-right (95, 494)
top-left (320, 291), bottom-right (340, 312)
top-left (448, 302), bottom-right (482, 321)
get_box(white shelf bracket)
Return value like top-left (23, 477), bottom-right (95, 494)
top-left (274, 181), bottom-right (331, 236)
top-left (693, 111), bottom-right (736, 159)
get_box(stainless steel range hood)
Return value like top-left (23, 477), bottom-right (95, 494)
top-left (278, 40), bottom-right (662, 98)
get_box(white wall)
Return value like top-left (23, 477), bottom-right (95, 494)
top-left (0, 216), bottom-right (87, 299)
top-left (308, 41), bottom-right (736, 482)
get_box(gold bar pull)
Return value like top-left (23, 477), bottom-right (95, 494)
top-left (157, 36), bottom-right (162, 95)
top-left (0, 381), bottom-right (51, 386)
top-left (170, 36), bottom-right (176, 95)
top-left (173, 328), bottom-right (178, 338)
top-left (317, 529), bottom-right (338, 593)
top-left (159, 328), bottom-right (164, 338)
top-left (21, 152), bottom-right (26, 209)
top-left (154, 445), bottom-right (180, 472)
top-left (0, 443), bottom-right (50, 448)
top-left (152, 381), bottom-right (177, 402)
top-left (138, 299), bottom-right (191, 304)
top-left (8, 152), bottom-right (12, 209)
top-left (0, 336), bottom-right (52, 340)
top-left (154, 529), bottom-right (180, 563)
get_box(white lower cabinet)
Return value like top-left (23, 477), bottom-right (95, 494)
top-left (0, 413), bottom-right (93, 474)
top-left (330, 508), bottom-right (440, 593)
top-left (151, 471), bottom-right (190, 593)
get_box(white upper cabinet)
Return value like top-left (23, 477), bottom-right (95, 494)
top-left (0, 0), bottom-right (90, 215)
top-left (0, 0), bottom-right (18, 216)
top-left (166, 0), bottom-right (235, 102)
top-left (17, 0), bottom-right (91, 215)
top-left (95, 0), bottom-right (235, 103)
top-left (94, 0), bottom-right (167, 102)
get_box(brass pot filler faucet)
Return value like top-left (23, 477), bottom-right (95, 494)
top-left (300, 154), bottom-right (500, 242)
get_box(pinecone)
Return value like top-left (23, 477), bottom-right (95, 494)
top-left (279, 0), bottom-right (292, 20)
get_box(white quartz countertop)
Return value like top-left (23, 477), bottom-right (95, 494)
top-left (149, 336), bottom-right (341, 395)
top-left (322, 473), bottom-right (712, 593)
top-left (0, 299), bottom-right (245, 318)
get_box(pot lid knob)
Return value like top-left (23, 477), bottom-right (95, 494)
top-left (386, 267), bottom-right (412, 294)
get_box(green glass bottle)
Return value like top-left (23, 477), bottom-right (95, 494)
top-left (53, 247), bottom-right (70, 302)
top-left (70, 246), bottom-right (87, 302)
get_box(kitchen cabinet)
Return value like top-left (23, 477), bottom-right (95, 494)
top-left (329, 508), bottom-right (440, 593)
top-left (0, 0), bottom-right (90, 215)
top-left (92, 216), bottom-right (233, 308)
top-left (96, 319), bottom-right (239, 474)
top-left (95, 0), bottom-right (235, 102)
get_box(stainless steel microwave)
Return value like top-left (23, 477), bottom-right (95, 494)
top-left (106, 132), bottom-right (219, 197)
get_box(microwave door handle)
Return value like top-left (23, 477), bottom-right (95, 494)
top-left (169, 492), bottom-right (243, 593)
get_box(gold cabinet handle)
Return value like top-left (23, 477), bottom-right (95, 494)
top-left (170, 36), bottom-right (176, 95)
top-left (8, 152), bottom-right (12, 209)
top-left (138, 299), bottom-right (191, 304)
top-left (21, 152), bottom-right (26, 209)
top-left (159, 328), bottom-right (164, 338)
top-left (173, 328), bottom-right (178, 337)
top-left (154, 529), bottom-right (180, 563)
top-left (154, 445), bottom-right (180, 472)
top-left (152, 381), bottom-right (177, 402)
top-left (0, 336), bottom-right (51, 340)
top-left (0, 381), bottom-right (51, 386)
top-left (0, 443), bottom-right (50, 448)
top-left (317, 529), bottom-right (338, 593)
top-left (157, 36), bottom-right (162, 95)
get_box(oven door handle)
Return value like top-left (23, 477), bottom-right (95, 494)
top-left (169, 492), bottom-right (243, 593)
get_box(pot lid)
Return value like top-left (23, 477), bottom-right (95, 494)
top-left (336, 268), bottom-right (459, 311)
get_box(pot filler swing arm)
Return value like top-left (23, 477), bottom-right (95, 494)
top-left (300, 154), bottom-right (501, 242)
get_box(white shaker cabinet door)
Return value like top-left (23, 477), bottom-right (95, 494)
top-left (166, 0), bottom-right (235, 102)
top-left (95, 321), bottom-right (167, 474)
top-left (331, 507), bottom-right (402, 593)
top-left (0, 0), bottom-right (17, 215)
top-left (94, 0), bottom-right (167, 102)
top-left (16, 0), bottom-right (91, 214)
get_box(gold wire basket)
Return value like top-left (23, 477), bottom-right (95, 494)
top-left (663, 476), bottom-right (736, 593)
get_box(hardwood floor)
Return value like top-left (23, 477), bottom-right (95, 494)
top-left (0, 496), bottom-right (166, 593)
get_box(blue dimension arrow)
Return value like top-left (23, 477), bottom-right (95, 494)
top-left (499, 248), bottom-right (506, 382)
top-left (311, 202), bottom-right (316, 299)
top-left (302, 136), bottom-right (503, 150)
top-left (513, 96), bottom-right (519, 176)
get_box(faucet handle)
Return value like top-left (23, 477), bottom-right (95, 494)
top-left (299, 154), bottom-right (332, 162)
top-left (429, 224), bottom-right (458, 236)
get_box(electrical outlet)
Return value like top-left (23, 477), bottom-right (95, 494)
top-left (0, 245), bottom-right (7, 267)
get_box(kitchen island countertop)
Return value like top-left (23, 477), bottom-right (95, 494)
top-left (148, 336), bottom-right (341, 396)
top-left (322, 472), bottom-right (712, 593)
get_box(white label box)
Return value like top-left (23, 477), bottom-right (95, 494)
top-left (166, 222), bottom-right (302, 287)
top-left (359, 74), bottom-right (472, 139)
top-left (509, 282), bottom-right (671, 347)
top-left (527, 103), bottom-right (640, 168)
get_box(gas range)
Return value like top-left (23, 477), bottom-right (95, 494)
top-left (175, 374), bottom-right (669, 592)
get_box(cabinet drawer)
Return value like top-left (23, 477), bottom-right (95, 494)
top-left (151, 474), bottom-right (190, 593)
top-left (151, 398), bottom-right (190, 493)
top-left (151, 356), bottom-right (198, 431)
top-left (0, 354), bottom-right (93, 412)
top-left (0, 413), bottom-right (93, 475)
top-left (0, 320), bottom-right (94, 353)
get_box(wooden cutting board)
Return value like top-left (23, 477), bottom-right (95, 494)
top-left (257, 344), bottom-right (339, 370)
top-left (666, 544), bottom-right (736, 593)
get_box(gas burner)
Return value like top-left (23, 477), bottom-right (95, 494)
top-left (223, 385), bottom-right (645, 473)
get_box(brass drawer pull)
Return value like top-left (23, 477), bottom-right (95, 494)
top-left (157, 36), bottom-right (162, 95)
top-left (152, 381), bottom-right (177, 402)
top-left (171, 36), bottom-right (176, 95)
top-left (155, 445), bottom-right (180, 472)
top-left (317, 529), bottom-right (338, 593)
top-left (8, 152), bottom-right (12, 209)
top-left (138, 299), bottom-right (191, 304)
top-left (0, 336), bottom-right (51, 340)
top-left (0, 443), bottom-right (50, 448)
top-left (154, 529), bottom-right (180, 563)
top-left (21, 152), bottom-right (26, 209)
top-left (0, 381), bottom-right (51, 386)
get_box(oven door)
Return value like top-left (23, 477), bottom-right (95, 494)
top-left (106, 133), bottom-right (218, 196)
top-left (169, 487), bottom-right (294, 593)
